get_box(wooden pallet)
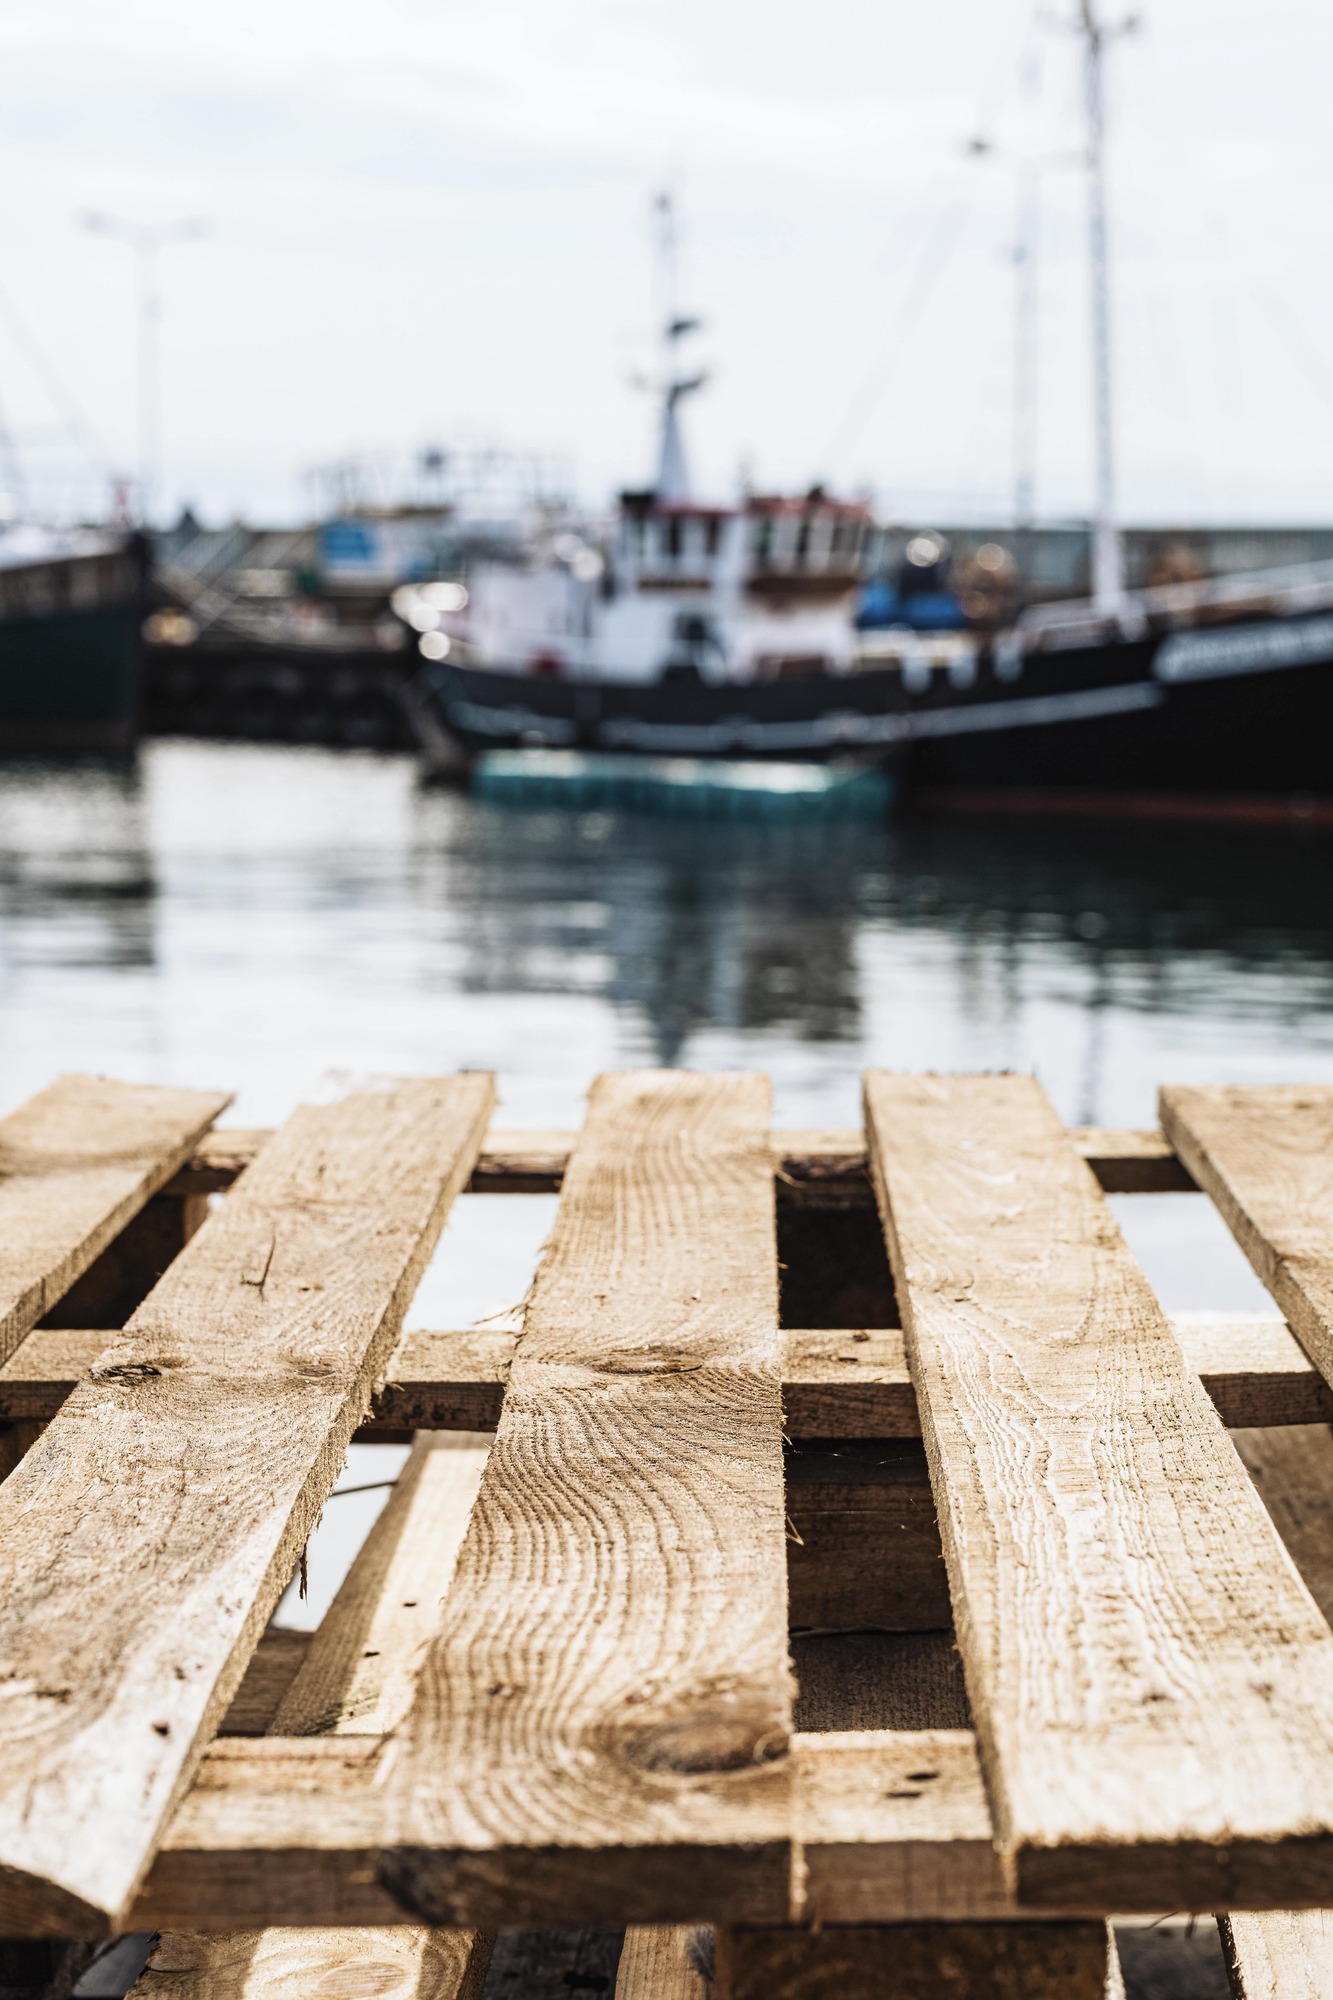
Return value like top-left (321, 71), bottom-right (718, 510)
top-left (3, 1070), bottom-right (1333, 1997)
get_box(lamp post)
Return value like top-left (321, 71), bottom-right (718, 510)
top-left (79, 212), bottom-right (209, 525)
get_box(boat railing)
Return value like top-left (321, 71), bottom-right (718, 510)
top-left (1012, 556), bottom-right (1333, 649)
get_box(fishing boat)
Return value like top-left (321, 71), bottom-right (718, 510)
top-left (407, 18), bottom-right (1333, 818)
top-left (0, 525), bottom-right (150, 754)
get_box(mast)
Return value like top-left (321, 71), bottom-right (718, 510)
top-left (649, 191), bottom-right (705, 502)
top-left (1080, 1), bottom-right (1127, 613)
top-left (1013, 160), bottom-right (1041, 534)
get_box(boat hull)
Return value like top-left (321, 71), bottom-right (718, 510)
top-left (420, 610), bottom-right (1333, 806)
top-left (0, 603), bottom-right (143, 754)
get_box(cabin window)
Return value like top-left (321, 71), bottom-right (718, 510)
top-left (705, 516), bottom-right (720, 557)
top-left (666, 517), bottom-right (682, 560)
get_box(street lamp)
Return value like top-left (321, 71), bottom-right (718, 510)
top-left (79, 212), bottom-right (210, 525)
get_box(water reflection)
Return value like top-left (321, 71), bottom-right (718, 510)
top-left (0, 758), bottom-right (155, 970)
top-left (417, 799), bottom-right (866, 1060)
top-left (0, 742), bottom-right (1331, 1131)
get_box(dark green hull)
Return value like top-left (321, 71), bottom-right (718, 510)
top-left (0, 601), bottom-right (143, 752)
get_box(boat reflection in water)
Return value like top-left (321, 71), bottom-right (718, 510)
top-left (1, 745), bottom-right (1331, 1140)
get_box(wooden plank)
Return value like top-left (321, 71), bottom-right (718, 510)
top-left (131, 1928), bottom-right (491, 2000)
top-left (0, 1072), bottom-right (494, 1937)
top-left (1175, 1311), bottom-right (1333, 1429)
top-left (166, 1127), bottom-right (274, 1196)
top-left (219, 1630), bottom-right (311, 1737)
top-left (1161, 1083), bottom-right (1333, 1387)
top-left (1222, 1910), bottom-right (1333, 1998)
top-left (167, 1124), bottom-right (1190, 1199)
top-left (132, 1431), bottom-right (495, 1999)
top-left (713, 1919), bottom-right (1112, 1999)
top-left (271, 1432), bottom-right (489, 1738)
top-left (0, 1074), bottom-right (229, 1362)
top-left (1234, 1422), bottom-right (1333, 1627)
top-left (786, 1440), bottom-right (950, 1632)
top-left (615, 1927), bottom-right (710, 2000)
top-left (1217, 1424), bottom-right (1333, 2000)
top-left (864, 1070), bottom-right (1333, 1909)
top-left (134, 1728), bottom-right (1006, 1929)
top-left (380, 1071), bottom-right (794, 1930)
top-left (1068, 1124), bottom-right (1195, 1192)
top-left (9, 1315), bottom-right (1324, 1437)
top-left (370, 1328), bottom-right (513, 1433)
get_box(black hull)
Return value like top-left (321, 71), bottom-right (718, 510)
top-left (145, 646), bottom-right (416, 751)
top-left (421, 611), bottom-right (1333, 806)
top-left (0, 602), bottom-right (142, 754)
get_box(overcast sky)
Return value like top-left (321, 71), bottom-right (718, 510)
top-left (2, 0), bottom-right (1331, 526)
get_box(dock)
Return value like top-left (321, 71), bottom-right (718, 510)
top-left (2, 1071), bottom-right (1333, 1995)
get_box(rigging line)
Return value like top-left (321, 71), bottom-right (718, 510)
top-left (817, 193), bottom-right (974, 474)
top-left (0, 278), bottom-right (113, 478)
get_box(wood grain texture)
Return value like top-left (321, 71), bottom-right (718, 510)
top-left (615, 1926), bottom-right (710, 2000)
top-left (381, 1072), bottom-right (793, 1930)
top-left (1222, 1910), bottom-right (1333, 1998)
top-left (714, 1921), bottom-right (1112, 1999)
top-left (131, 1433), bottom-right (494, 2000)
top-left (1161, 1083), bottom-right (1333, 1389)
top-left (0, 1074), bottom-right (229, 1362)
top-left (130, 1927), bottom-right (491, 2000)
top-left (864, 1070), bottom-right (1333, 1909)
top-left (0, 1072), bottom-right (494, 1936)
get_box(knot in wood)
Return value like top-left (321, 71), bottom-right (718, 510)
top-left (88, 1358), bottom-right (164, 1387)
top-left (610, 1679), bottom-right (790, 1775)
top-left (585, 1347), bottom-right (705, 1377)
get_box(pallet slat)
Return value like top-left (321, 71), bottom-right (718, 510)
top-left (1222, 1910), bottom-right (1333, 1997)
top-left (1161, 1083), bottom-right (1333, 1387)
top-left (864, 1070), bottom-right (1333, 1908)
top-left (0, 1074), bottom-right (230, 1362)
top-left (169, 1123), bottom-right (1195, 1199)
top-left (381, 1071), bottom-right (794, 1928)
top-left (0, 1073), bottom-right (493, 1936)
top-left (615, 1926), bottom-right (710, 1999)
top-left (1218, 1421), bottom-right (1333, 1998)
top-left (132, 1432), bottom-right (494, 1999)
top-left (130, 1927), bottom-right (491, 2000)
top-left (712, 1920), bottom-right (1114, 1999)
top-left (136, 1730), bottom-right (1012, 1929)
top-left (6, 1315), bottom-right (1326, 1436)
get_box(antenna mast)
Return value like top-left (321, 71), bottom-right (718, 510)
top-left (648, 191), bottom-right (705, 503)
top-left (1080, 1), bottom-right (1134, 613)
